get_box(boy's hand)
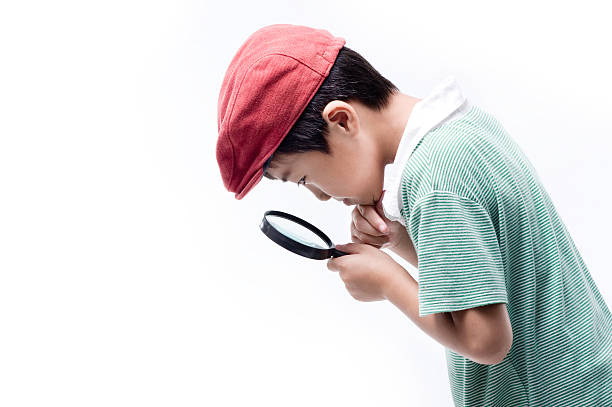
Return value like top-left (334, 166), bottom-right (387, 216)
top-left (327, 243), bottom-right (403, 302)
top-left (350, 191), bottom-right (406, 251)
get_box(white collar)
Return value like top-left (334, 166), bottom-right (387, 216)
top-left (381, 75), bottom-right (470, 225)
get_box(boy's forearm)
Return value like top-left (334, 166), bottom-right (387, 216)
top-left (389, 229), bottom-right (418, 269)
top-left (384, 264), bottom-right (470, 358)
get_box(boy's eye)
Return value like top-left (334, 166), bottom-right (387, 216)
top-left (298, 176), bottom-right (306, 187)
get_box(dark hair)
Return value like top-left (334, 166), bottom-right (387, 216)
top-left (263, 46), bottom-right (398, 177)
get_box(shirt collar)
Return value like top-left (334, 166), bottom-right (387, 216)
top-left (381, 75), bottom-right (469, 225)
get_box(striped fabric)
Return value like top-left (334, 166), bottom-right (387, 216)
top-left (399, 104), bottom-right (612, 406)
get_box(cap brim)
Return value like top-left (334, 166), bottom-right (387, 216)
top-left (235, 167), bottom-right (263, 200)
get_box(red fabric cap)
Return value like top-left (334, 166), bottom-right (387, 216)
top-left (216, 24), bottom-right (345, 199)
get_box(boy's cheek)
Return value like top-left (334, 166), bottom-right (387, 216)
top-left (304, 184), bottom-right (332, 201)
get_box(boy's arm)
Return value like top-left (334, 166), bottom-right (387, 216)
top-left (384, 240), bottom-right (513, 365)
top-left (359, 204), bottom-right (513, 364)
top-left (387, 225), bottom-right (418, 268)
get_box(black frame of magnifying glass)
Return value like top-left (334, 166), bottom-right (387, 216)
top-left (260, 210), bottom-right (347, 259)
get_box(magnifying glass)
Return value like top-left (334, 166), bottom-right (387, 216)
top-left (259, 210), bottom-right (348, 259)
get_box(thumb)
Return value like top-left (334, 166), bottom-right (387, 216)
top-left (334, 242), bottom-right (365, 254)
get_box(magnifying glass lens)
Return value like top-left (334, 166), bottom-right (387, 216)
top-left (265, 214), bottom-right (329, 249)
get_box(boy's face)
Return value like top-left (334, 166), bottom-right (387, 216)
top-left (265, 100), bottom-right (385, 206)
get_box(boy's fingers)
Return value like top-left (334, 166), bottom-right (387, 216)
top-left (361, 205), bottom-right (388, 234)
top-left (334, 242), bottom-right (364, 254)
top-left (351, 222), bottom-right (389, 246)
top-left (352, 207), bottom-right (385, 236)
top-left (352, 231), bottom-right (388, 247)
top-left (327, 252), bottom-right (350, 272)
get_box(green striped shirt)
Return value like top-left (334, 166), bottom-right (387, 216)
top-left (400, 103), bottom-right (612, 406)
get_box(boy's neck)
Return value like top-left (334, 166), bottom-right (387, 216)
top-left (377, 91), bottom-right (421, 166)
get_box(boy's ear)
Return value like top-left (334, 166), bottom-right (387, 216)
top-left (322, 100), bottom-right (359, 135)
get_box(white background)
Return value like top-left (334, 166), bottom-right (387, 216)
top-left (1, 1), bottom-right (610, 406)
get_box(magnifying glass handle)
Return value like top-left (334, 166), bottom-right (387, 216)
top-left (331, 248), bottom-right (348, 257)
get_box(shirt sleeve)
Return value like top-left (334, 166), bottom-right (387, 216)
top-left (406, 190), bottom-right (508, 317)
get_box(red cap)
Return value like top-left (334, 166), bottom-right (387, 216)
top-left (216, 24), bottom-right (345, 199)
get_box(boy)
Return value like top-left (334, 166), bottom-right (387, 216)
top-left (216, 24), bottom-right (612, 406)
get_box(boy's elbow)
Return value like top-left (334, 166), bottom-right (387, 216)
top-left (471, 330), bottom-right (513, 365)
top-left (451, 303), bottom-right (514, 366)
